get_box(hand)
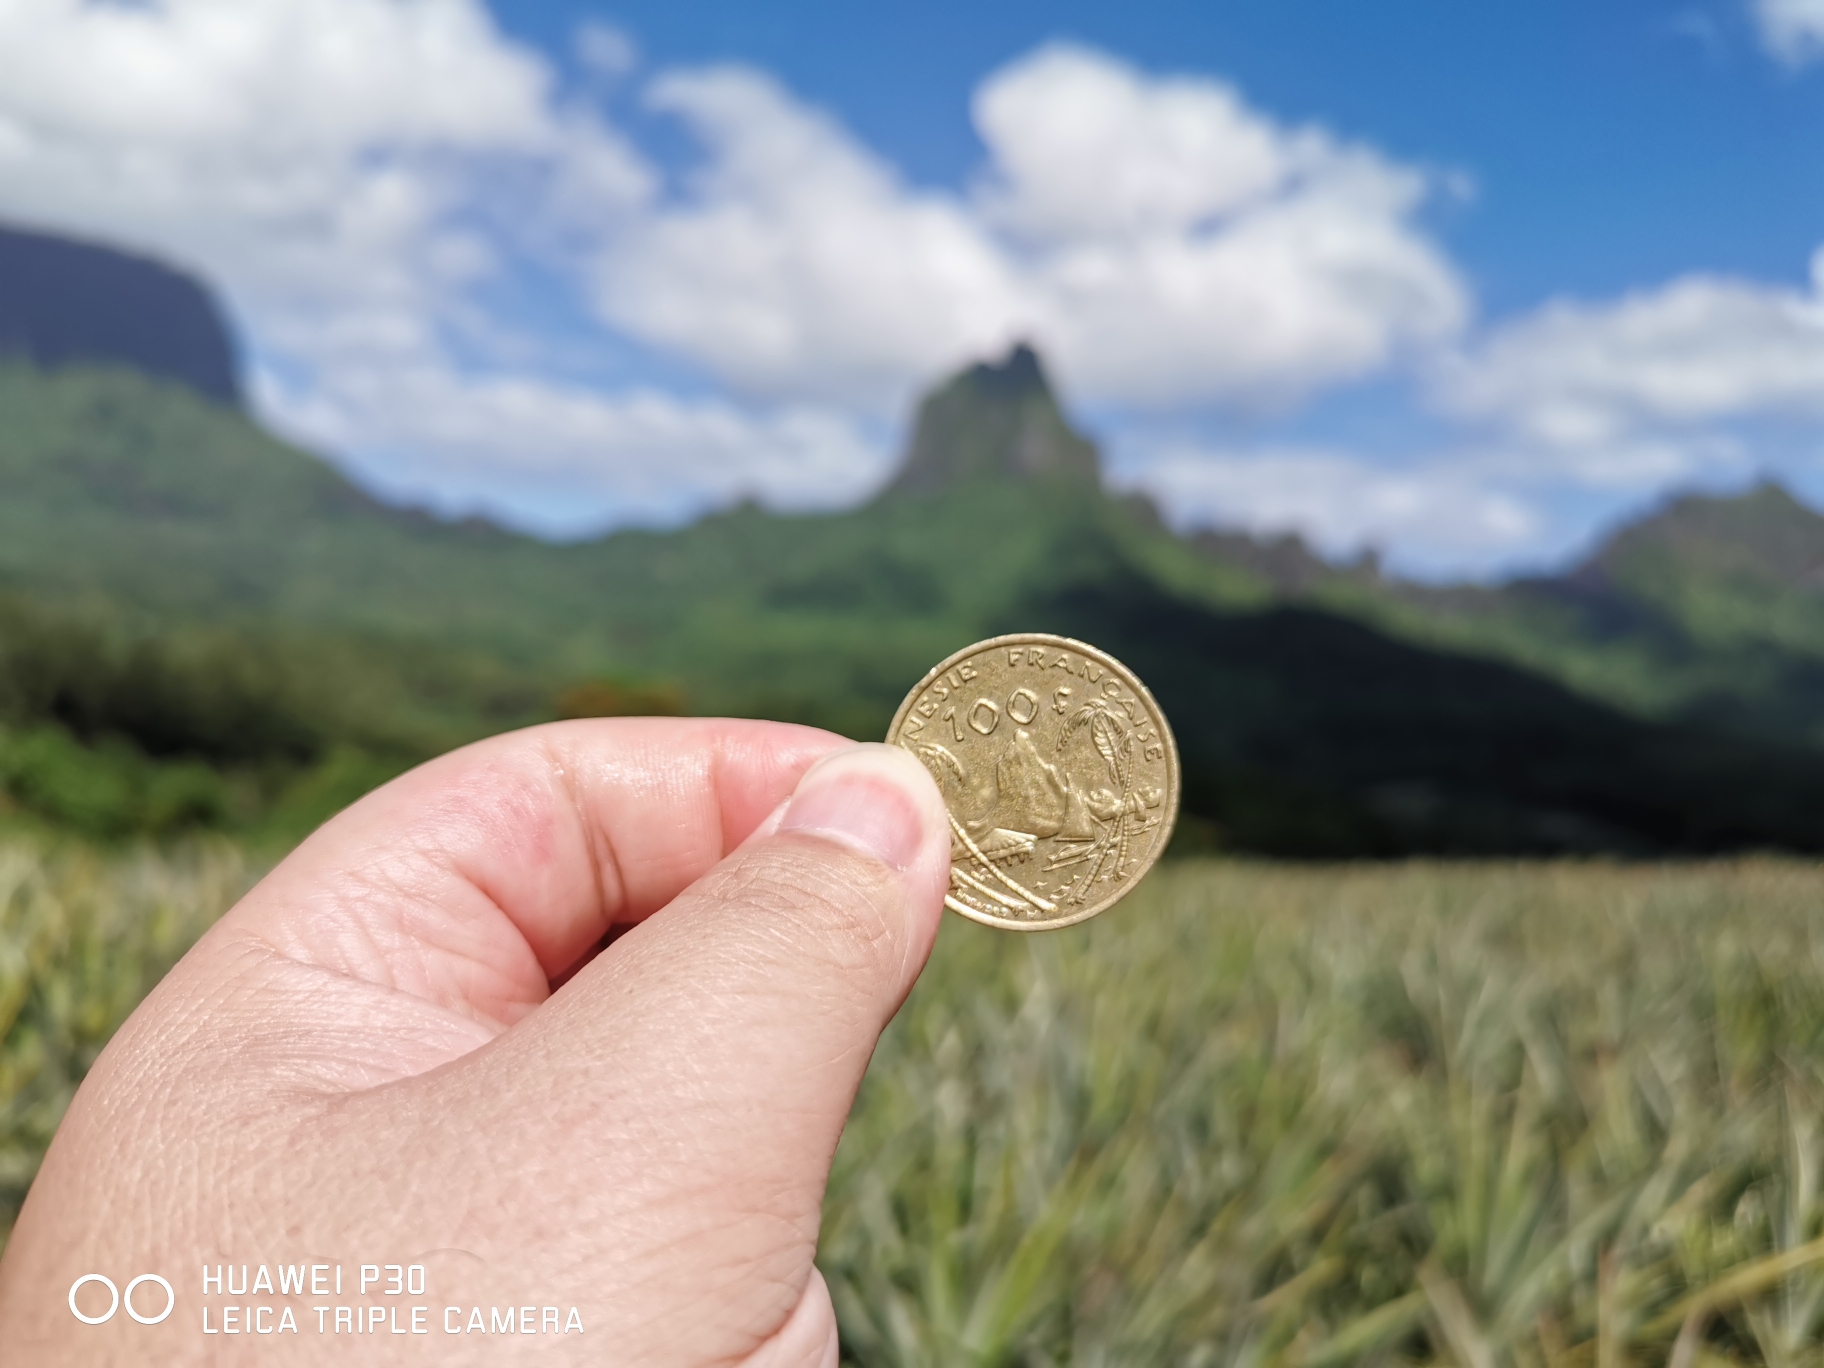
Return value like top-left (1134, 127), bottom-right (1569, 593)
top-left (0, 720), bottom-right (950, 1364)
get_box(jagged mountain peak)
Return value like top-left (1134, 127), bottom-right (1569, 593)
top-left (1580, 479), bottom-right (1824, 591)
top-left (885, 342), bottom-right (1101, 496)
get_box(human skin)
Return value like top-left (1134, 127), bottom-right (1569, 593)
top-left (0, 719), bottom-right (951, 1365)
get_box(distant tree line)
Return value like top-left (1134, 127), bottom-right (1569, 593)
top-left (0, 592), bottom-right (684, 842)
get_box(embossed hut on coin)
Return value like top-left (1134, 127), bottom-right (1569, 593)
top-left (886, 634), bottom-right (1180, 931)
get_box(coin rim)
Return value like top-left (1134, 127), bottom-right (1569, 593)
top-left (885, 632), bottom-right (1181, 932)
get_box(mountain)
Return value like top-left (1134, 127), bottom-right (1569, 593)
top-left (1591, 480), bottom-right (1824, 595)
top-left (7, 343), bottom-right (1824, 855)
top-left (1300, 483), bottom-right (1824, 750)
top-left (0, 215), bottom-right (1814, 854)
top-left (0, 223), bottom-right (240, 407)
top-left (887, 343), bottom-right (1099, 494)
top-left (1024, 578), bottom-right (1824, 856)
top-left (1563, 481), bottom-right (1824, 666)
top-left (0, 364), bottom-right (619, 668)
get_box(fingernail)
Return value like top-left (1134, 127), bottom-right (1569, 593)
top-left (778, 743), bottom-right (933, 871)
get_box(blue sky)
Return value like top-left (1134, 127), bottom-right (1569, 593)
top-left (2, 0), bottom-right (1824, 576)
top-left (501, 0), bottom-right (1824, 307)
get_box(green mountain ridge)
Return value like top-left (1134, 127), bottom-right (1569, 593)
top-left (6, 350), bottom-right (1824, 854)
top-left (1320, 483), bottom-right (1824, 748)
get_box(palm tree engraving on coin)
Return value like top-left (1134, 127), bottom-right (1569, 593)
top-left (886, 634), bottom-right (1180, 930)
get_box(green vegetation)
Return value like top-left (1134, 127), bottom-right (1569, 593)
top-left (0, 360), bottom-right (1248, 705)
top-left (10, 236), bottom-right (1824, 1362)
top-left (0, 587), bottom-right (553, 842)
top-left (13, 360), bottom-right (1824, 853)
top-left (837, 858), bottom-right (1824, 1365)
top-left (0, 837), bottom-right (253, 1238)
top-left (1323, 483), bottom-right (1824, 750)
top-left (0, 363), bottom-right (612, 665)
top-left (7, 842), bottom-right (1824, 1364)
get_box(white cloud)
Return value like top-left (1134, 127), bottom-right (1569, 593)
top-left (0, 0), bottom-right (550, 149)
top-left (1436, 253), bottom-right (1824, 449)
top-left (1752, 0), bottom-right (1824, 61)
top-left (596, 64), bottom-right (1031, 408)
top-left (976, 46), bottom-right (1466, 407)
top-left (973, 45), bottom-right (1294, 240)
top-left (0, 0), bottom-right (657, 382)
top-left (0, 0), bottom-right (631, 305)
top-left (0, 11), bottom-right (1470, 549)
top-left (257, 358), bottom-right (884, 532)
top-left (1131, 445), bottom-right (1540, 571)
top-left (597, 44), bottom-right (1466, 412)
top-left (0, 0), bottom-right (841, 532)
top-left (575, 20), bottom-right (638, 79)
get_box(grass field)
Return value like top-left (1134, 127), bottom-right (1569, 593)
top-left (0, 836), bottom-right (252, 1242)
top-left (5, 843), bottom-right (1824, 1365)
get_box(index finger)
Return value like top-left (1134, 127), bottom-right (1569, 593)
top-left (220, 717), bottom-right (849, 1027)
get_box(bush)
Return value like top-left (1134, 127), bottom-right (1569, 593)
top-left (0, 727), bottom-right (234, 837)
top-left (0, 595), bottom-right (322, 764)
top-left (0, 590), bottom-right (554, 839)
top-left (553, 678), bottom-right (685, 719)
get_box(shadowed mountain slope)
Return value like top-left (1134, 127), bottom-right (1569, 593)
top-left (1308, 483), bottom-right (1824, 749)
top-left (1024, 574), bottom-right (1824, 855)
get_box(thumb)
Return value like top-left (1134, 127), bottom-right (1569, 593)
top-left (505, 738), bottom-right (952, 1146)
top-left (427, 742), bottom-right (951, 1359)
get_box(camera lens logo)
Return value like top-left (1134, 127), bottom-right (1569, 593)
top-left (69, 1273), bottom-right (174, 1325)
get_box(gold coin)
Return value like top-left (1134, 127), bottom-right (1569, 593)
top-left (885, 633), bottom-right (1180, 930)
